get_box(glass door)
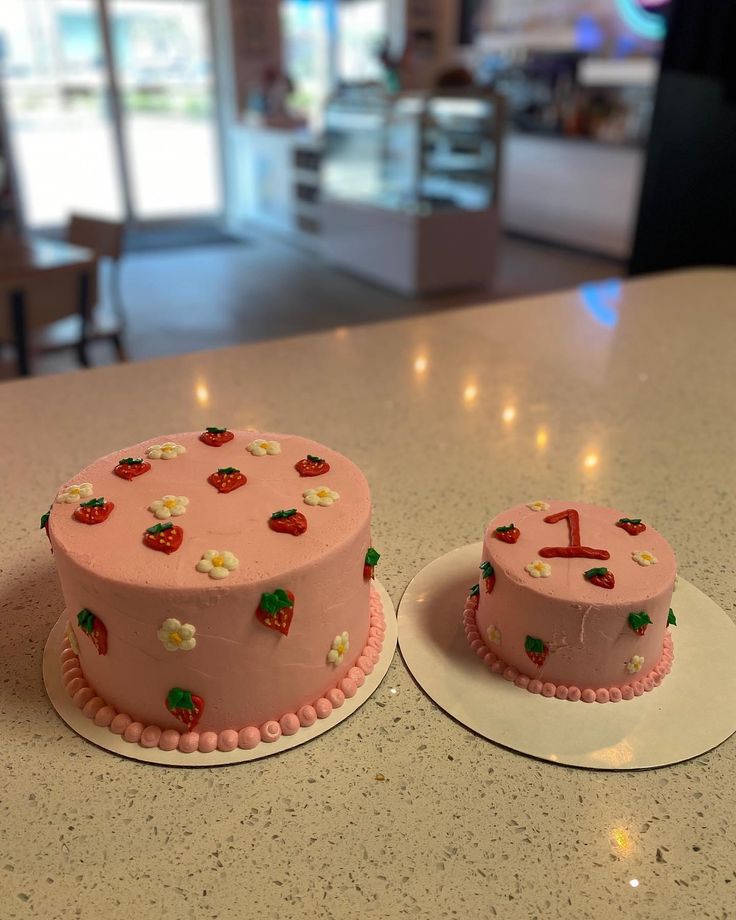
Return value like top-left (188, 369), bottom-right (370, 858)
top-left (108, 0), bottom-right (221, 220)
top-left (0, 0), bottom-right (124, 226)
top-left (0, 0), bottom-right (222, 230)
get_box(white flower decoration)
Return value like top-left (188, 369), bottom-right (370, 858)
top-left (157, 618), bottom-right (196, 652)
top-left (527, 500), bottom-right (550, 512)
top-left (487, 625), bottom-right (501, 645)
top-left (196, 549), bottom-right (239, 580)
top-left (327, 631), bottom-right (349, 666)
top-left (55, 482), bottom-right (93, 504)
top-left (525, 560), bottom-right (552, 578)
top-left (625, 655), bottom-right (645, 674)
top-left (246, 438), bottom-right (281, 457)
top-left (303, 486), bottom-right (340, 507)
top-left (632, 550), bottom-right (658, 567)
top-left (66, 621), bottom-right (79, 655)
top-left (145, 442), bottom-right (186, 460)
top-left (149, 495), bottom-right (189, 520)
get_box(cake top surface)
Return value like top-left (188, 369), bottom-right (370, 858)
top-left (484, 500), bottom-right (676, 605)
top-left (48, 431), bottom-right (371, 589)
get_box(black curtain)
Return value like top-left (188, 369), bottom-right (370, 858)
top-left (629, 0), bottom-right (736, 274)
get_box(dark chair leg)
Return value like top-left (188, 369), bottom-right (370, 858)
top-left (110, 261), bottom-right (126, 330)
top-left (111, 332), bottom-right (128, 362)
top-left (77, 271), bottom-right (91, 368)
top-left (10, 290), bottom-right (31, 377)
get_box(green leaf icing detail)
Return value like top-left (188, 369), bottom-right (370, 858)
top-left (166, 688), bottom-right (195, 711)
top-left (628, 611), bottom-right (653, 631)
top-left (206, 427), bottom-right (227, 434)
top-left (495, 524), bottom-right (515, 533)
top-left (469, 583), bottom-right (480, 597)
top-left (479, 561), bottom-right (494, 578)
top-left (306, 454), bottom-right (324, 463)
top-left (118, 457), bottom-right (143, 465)
top-left (77, 608), bottom-right (95, 634)
top-left (146, 522), bottom-right (174, 535)
top-left (40, 508), bottom-right (51, 529)
top-left (618, 517), bottom-right (642, 525)
top-left (584, 567), bottom-right (609, 579)
top-left (365, 548), bottom-right (381, 567)
top-left (525, 635), bottom-right (545, 653)
top-left (667, 608), bottom-right (677, 627)
top-left (217, 467), bottom-right (240, 474)
top-left (271, 509), bottom-right (297, 520)
top-left (80, 497), bottom-right (105, 508)
top-left (259, 589), bottom-right (294, 615)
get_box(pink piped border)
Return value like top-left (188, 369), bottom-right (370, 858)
top-left (462, 594), bottom-right (674, 703)
top-left (59, 587), bottom-right (385, 753)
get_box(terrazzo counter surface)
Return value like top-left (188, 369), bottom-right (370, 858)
top-left (2, 268), bottom-right (735, 919)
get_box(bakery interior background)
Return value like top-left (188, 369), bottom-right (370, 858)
top-left (1, 0), bottom-right (732, 380)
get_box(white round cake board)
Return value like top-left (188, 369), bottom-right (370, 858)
top-left (397, 543), bottom-right (736, 770)
top-left (43, 580), bottom-right (397, 767)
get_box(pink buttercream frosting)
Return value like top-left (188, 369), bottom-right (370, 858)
top-left (48, 431), bottom-right (378, 737)
top-left (469, 501), bottom-right (677, 700)
top-left (58, 587), bottom-right (385, 752)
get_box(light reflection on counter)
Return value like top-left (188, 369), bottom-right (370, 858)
top-left (502, 405), bottom-right (516, 424)
top-left (414, 354), bottom-right (428, 376)
top-left (583, 451), bottom-right (599, 470)
top-left (463, 382), bottom-right (478, 406)
top-left (536, 427), bottom-right (549, 449)
top-left (629, 879), bottom-right (640, 889)
top-left (579, 278), bottom-right (622, 328)
top-left (334, 326), bottom-right (349, 339)
top-left (610, 826), bottom-right (635, 858)
top-left (195, 381), bottom-right (210, 408)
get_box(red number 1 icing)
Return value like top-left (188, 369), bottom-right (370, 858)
top-left (539, 508), bottom-right (610, 560)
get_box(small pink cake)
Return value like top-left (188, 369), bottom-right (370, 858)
top-left (44, 431), bottom-right (385, 753)
top-left (464, 501), bottom-right (677, 703)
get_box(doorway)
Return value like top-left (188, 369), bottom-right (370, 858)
top-left (0, 0), bottom-right (222, 231)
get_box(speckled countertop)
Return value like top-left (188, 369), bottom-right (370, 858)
top-left (2, 269), bottom-right (735, 919)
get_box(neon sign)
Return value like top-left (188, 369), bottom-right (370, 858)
top-left (615, 0), bottom-right (668, 40)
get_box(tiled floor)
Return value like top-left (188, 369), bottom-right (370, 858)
top-left (1, 232), bottom-right (623, 379)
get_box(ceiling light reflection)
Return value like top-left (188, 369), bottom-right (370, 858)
top-left (583, 452), bottom-right (599, 470)
top-left (195, 381), bottom-right (210, 408)
top-left (463, 382), bottom-right (478, 405)
top-left (536, 427), bottom-right (548, 449)
top-left (414, 354), bottom-right (428, 375)
top-left (629, 879), bottom-right (640, 888)
top-left (502, 406), bottom-right (516, 424)
top-left (334, 326), bottom-right (348, 339)
top-left (611, 826), bottom-right (634, 857)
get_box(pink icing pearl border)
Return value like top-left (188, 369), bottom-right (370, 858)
top-left (462, 593), bottom-right (674, 703)
top-left (58, 587), bottom-right (386, 754)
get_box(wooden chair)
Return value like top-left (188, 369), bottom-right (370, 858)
top-left (66, 214), bottom-right (127, 361)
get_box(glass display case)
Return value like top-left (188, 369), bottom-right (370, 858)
top-left (323, 87), bottom-right (503, 214)
top-left (321, 86), bottom-right (504, 295)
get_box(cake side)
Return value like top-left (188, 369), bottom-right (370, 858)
top-left (474, 501), bottom-right (676, 695)
top-left (47, 431), bottom-right (377, 734)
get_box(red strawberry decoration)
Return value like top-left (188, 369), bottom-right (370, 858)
top-left (208, 467), bottom-right (247, 493)
top-left (525, 635), bottom-right (548, 668)
top-left (364, 547), bottom-right (381, 580)
top-left (165, 687), bottom-right (204, 731)
top-left (73, 497), bottom-right (114, 525)
top-left (628, 611), bottom-right (653, 636)
top-left (480, 561), bottom-right (496, 594)
top-left (113, 457), bottom-right (151, 480)
top-left (493, 523), bottom-right (520, 544)
top-left (256, 589), bottom-right (295, 636)
top-left (77, 608), bottom-right (108, 655)
top-left (616, 517), bottom-right (647, 536)
top-left (584, 566), bottom-right (615, 590)
top-left (143, 521), bottom-right (184, 554)
top-left (199, 427), bottom-right (234, 447)
top-left (295, 454), bottom-right (331, 477)
top-left (269, 508), bottom-right (308, 536)
top-left (40, 506), bottom-right (53, 551)
top-left (667, 608), bottom-right (677, 627)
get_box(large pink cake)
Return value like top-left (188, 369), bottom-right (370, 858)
top-left (463, 500), bottom-right (677, 703)
top-left (44, 430), bottom-right (385, 753)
